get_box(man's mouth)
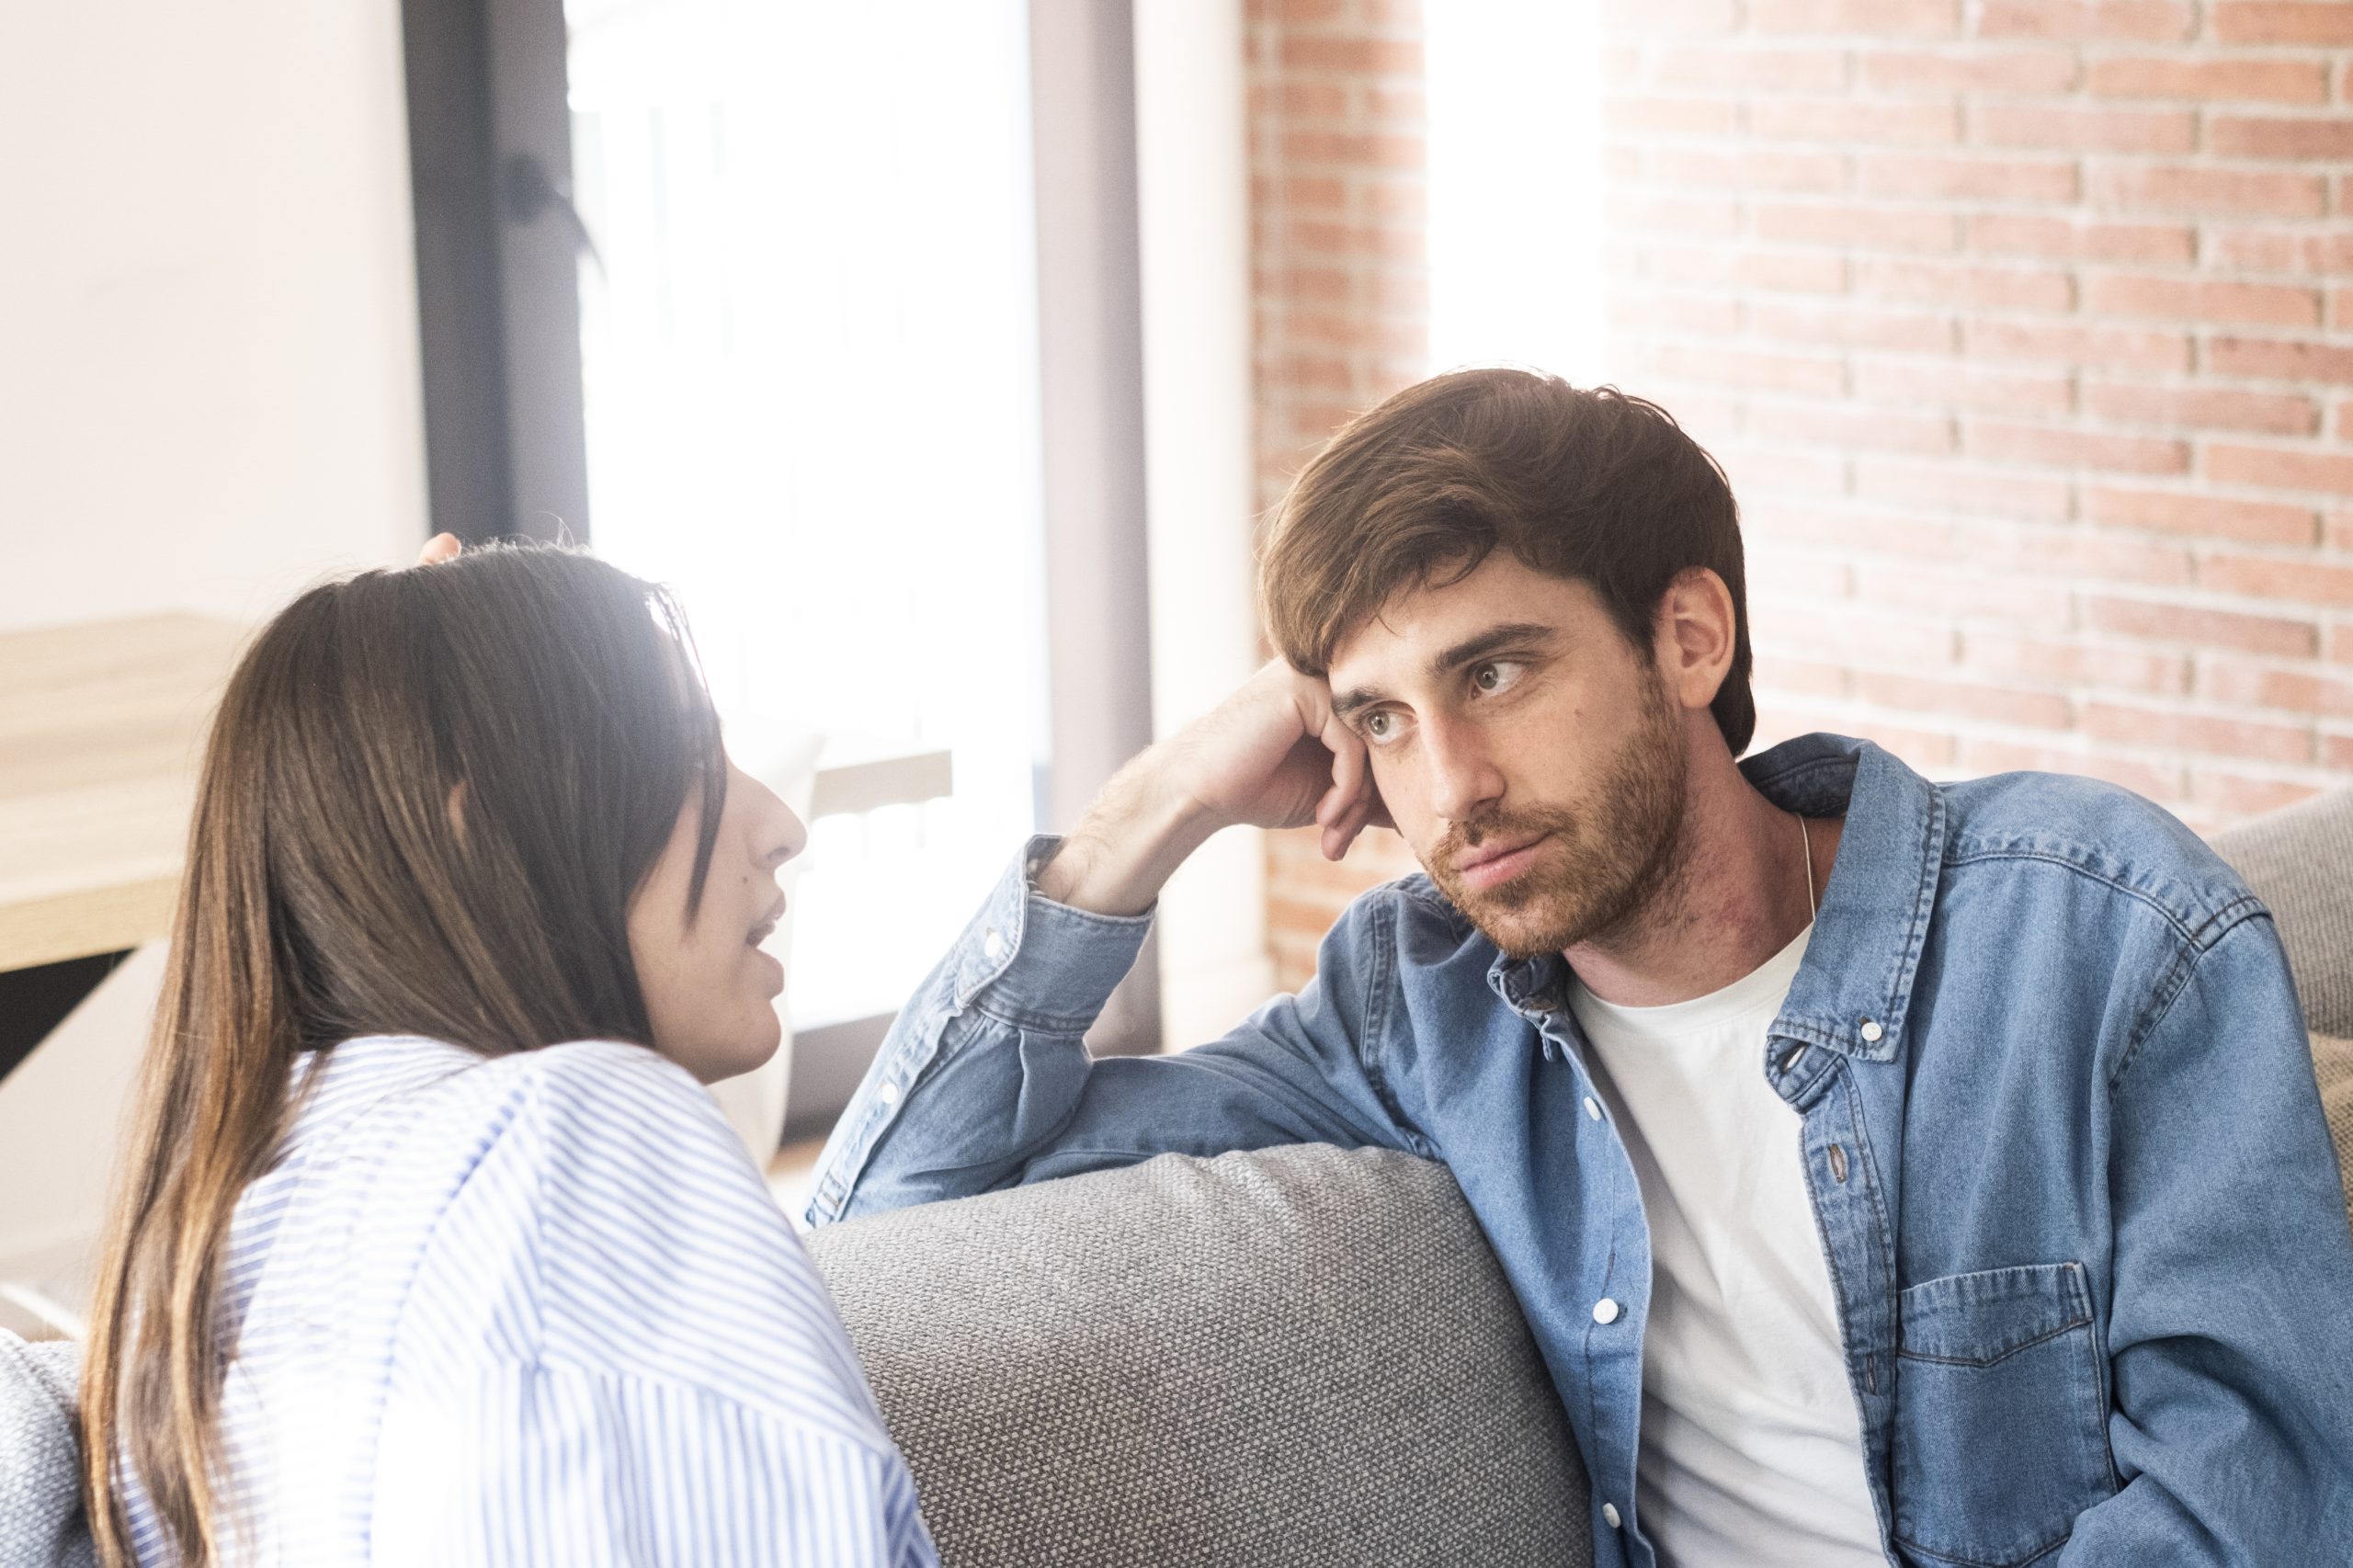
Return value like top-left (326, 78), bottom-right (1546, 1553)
top-left (1449, 832), bottom-right (1552, 892)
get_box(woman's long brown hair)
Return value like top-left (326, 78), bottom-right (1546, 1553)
top-left (78, 544), bottom-right (726, 1565)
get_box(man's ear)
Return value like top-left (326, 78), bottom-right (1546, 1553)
top-left (1654, 567), bottom-right (1736, 715)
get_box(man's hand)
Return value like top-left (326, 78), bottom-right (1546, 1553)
top-left (417, 532), bottom-right (461, 566)
top-left (1038, 660), bottom-right (1387, 917)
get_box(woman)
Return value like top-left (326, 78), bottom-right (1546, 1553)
top-left (78, 544), bottom-right (937, 1566)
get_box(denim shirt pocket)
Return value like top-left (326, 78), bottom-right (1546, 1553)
top-left (1890, 1261), bottom-right (2117, 1567)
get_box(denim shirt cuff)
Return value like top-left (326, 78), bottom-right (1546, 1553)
top-left (953, 835), bottom-right (1154, 1029)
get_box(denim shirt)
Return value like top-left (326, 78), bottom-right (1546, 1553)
top-left (808, 733), bottom-right (2353, 1568)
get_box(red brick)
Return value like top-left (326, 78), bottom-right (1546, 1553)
top-left (1966, 214), bottom-right (2194, 265)
top-left (2211, 2), bottom-right (2353, 44)
top-left (1967, 103), bottom-right (2196, 153)
top-left (1647, 146), bottom-right (1848, 193)
top-left (1968, 419), bottom-right (2189, 473)
top-left (2086, 57), bottom-right (2329, 104)
top-left (1749, 0), bottom-right (1959, 32)
top-left (1751, 653), bottom-right (1852, 698)
top-left (1756, 200), bottom-right (1961, 252)
top-left (1856, 562), bottom-right (2078, 626)
top-left (2085, 487), bottom-right (2318, 545)
top-left (1853, 359), bottom-right (2075, 414)
top-left (2084, 700), bottom-right (2316, 760)
top-left (2086, 596), bottom-right (2317, 654)
top-left (1750, 605), bottom-right (1960, 666)
top-left (2207, 444), bottom-right (2353, 495)
top-left (1649, 46), bottom-right (1850, 91)
top-left (1862, 49), bottom-right (2080, 95)
top-left (2325, 733), bottom-right (2353, 767)
top-left (2188, 773), bottom-right (2327, 819)
top-left (1859, 153), bottom-right (2080, 204)
top-left (1748, 97), bottom-right (1960, 146)
top-left (1855, 456), bottom-right (2075, 519)
top-left (2209, 116), bottom-right (2353, 161)
top-left (1602, 95), bottom-right (1743, 137)
top-left (2206, 336), bottom-right (2353, 384)
top-left (2333, 290), bottom-right (2353, 333)
top-left (1749, 551), bottom-right (1858, 599)
top-left (1606, 290), bottom-right (1744, 335)
top-left (1857, 258), bottom-right (2075, 312)
top-left (1364, 84), bottom-right (1426, 121)
top-left (2088, 164), bottom-right (2327, 219)
top-left (1955, 740), bottom-right (2186, 799)
top-left (1970, 521), bottom-right (2194, 585)
top-left (2334, 626), bottom-right (2353, 665)
top-left (2341, 402), bottom-right (2353, 441)
top-left (1856, 672), bottom-right (2074, 728)
top-left (1732, 250), bottom-right (1852, 293)
top-left (1364, 178), bottom-right (1425, 223)
top-left (2200, 552), bottom-right (2353, 607)
top-left (1272, 80), bottom-right (1352, 119)
top-left (1604, 189), bottom-right (1744, 236)
top-left (1751, 401), bottom-right (1957, 453)
top-left (1275, 175), bottom-right (1347, 213)
top-left (1280, 131), bottom-right (1424, 170)
top-left (1650, 343), bottom-right (1848, 395)
top-left (2084, 274), bottom-right (2322, 328)
top-left (1279, 37), bottom-right (1424, 74)
top-left (1710, 444), bottom-right (1849, 495)
top-left (2204, 228), bottom-right (2353, 275)
top-left (1964, 319), bottom-right (2192, 373)
top-left (1975, 0), bottom-right (2194, 40)
top-left (2083, 381), bottom-right (2318, 437)
top-left (1961, 631), bottom-right (2190, 694)
top-left (1599, 0), bottom-right (1745, 30)
top-left (1748, 301), bottom-right (1956, 353)
top-left (1746, 503), bottom-right (1964, 557)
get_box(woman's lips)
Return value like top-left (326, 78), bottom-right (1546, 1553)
top-left (1451, 833), bottom-right (1552, 892)
top-left (745, 895), bottom-right (786, 949)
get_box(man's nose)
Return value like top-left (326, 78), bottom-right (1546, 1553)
top-left (1423, 713), bottom-right (1505, 825)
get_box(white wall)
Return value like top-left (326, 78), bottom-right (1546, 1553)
top-left (0, 0), bottom-right (428, 631)
top-left (1133, 0), bottom-right (1277, 1049)
top-left (0, 0), bottom-right (427, 1332)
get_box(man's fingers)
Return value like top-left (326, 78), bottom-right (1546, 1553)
top-left (417, 532), bottom-right (462, 567)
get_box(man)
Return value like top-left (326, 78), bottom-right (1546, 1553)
top-left (805, 369), bottom-right (2353, 1567)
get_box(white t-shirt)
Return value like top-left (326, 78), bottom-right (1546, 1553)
top-left (1569, 926), bottom-right (1883, 1568)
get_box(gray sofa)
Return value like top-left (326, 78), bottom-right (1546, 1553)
top-left (5, 791), bottom-right (2350, 1568)
top-left (805, 788), bottom-right (2353, 1568)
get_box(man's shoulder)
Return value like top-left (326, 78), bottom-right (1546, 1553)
top-left (1321, 867), bottom-right (1502, 969)
top-left (1937, 769), bottom-right (2261, 943)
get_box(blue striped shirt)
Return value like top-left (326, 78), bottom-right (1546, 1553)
top-left (121, 1034), bottom-right (937, 1566)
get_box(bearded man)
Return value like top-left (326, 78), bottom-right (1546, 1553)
top-left (805, 368), bottom-right (2353, 1568)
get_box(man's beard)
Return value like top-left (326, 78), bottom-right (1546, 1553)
top-left (1423, 670), bottom-right (1690, 960)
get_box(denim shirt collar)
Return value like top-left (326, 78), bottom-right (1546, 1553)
top-left (1483, 733), bottom-right (1945, 1072)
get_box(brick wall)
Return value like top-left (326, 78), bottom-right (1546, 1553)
top-left (1251, 0), bottom-right (2353, 988)
top-left (1247, 0), bottom-right (1431, 988)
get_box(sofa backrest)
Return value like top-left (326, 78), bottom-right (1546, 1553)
top-left (2210, 785), bottom-right (2353, 1038)
top-left (806, 1142), bottom-right (1593, 1568)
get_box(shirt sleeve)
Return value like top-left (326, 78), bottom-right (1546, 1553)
top-left (379, 1040), bottom-right (939, 1567)
top-left (805, 837), bottom-right (1420, 1226)
top-left (2058, 912), bottom-right (2353, 1563)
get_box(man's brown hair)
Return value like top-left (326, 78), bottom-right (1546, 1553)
top-left (1259, 367), bottom-right (1755, 755)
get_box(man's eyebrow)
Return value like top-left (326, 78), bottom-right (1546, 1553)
top-left (1430, 621), bottom-right (1558, 676)
top-left (1330, 622), bottom-right (1560, 719)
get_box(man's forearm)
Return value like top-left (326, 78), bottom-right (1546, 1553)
top-left (1034, 747), bottom-right (1225, 917)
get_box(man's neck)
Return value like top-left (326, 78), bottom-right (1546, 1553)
top-left (1564, 751), bottom-right (1838, 1009)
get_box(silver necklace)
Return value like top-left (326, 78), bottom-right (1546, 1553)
top-left (1800, 813), bottom-right (1817, 920)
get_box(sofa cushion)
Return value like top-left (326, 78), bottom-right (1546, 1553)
top-left (806, 1142), bottom-right (1592, 1568)
top-left (2211, 788), bottom-right (2353, 1038)
top-left (2313, 1033), bottom-right (2353, 1220)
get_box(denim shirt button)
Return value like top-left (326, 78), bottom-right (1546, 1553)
top-left (1584, 1096), bottom-right (1603, 1121)
top-left (877, 1079), bottom-right (902, 1107)
top-left (1603, 1503), bottom-right (1622, 1528)
top-left (983, 926), bottom-right (1008, 961)
top-left (1593, 1298), bottom-right (1621, 1325)
top-left (1860, 1017), bottom-right (1884, 1042)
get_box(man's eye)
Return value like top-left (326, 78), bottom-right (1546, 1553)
top-left (1472, 660), bottom-right (1520, 694)
top-left (1364, 711), bottom-right (1392, 739)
